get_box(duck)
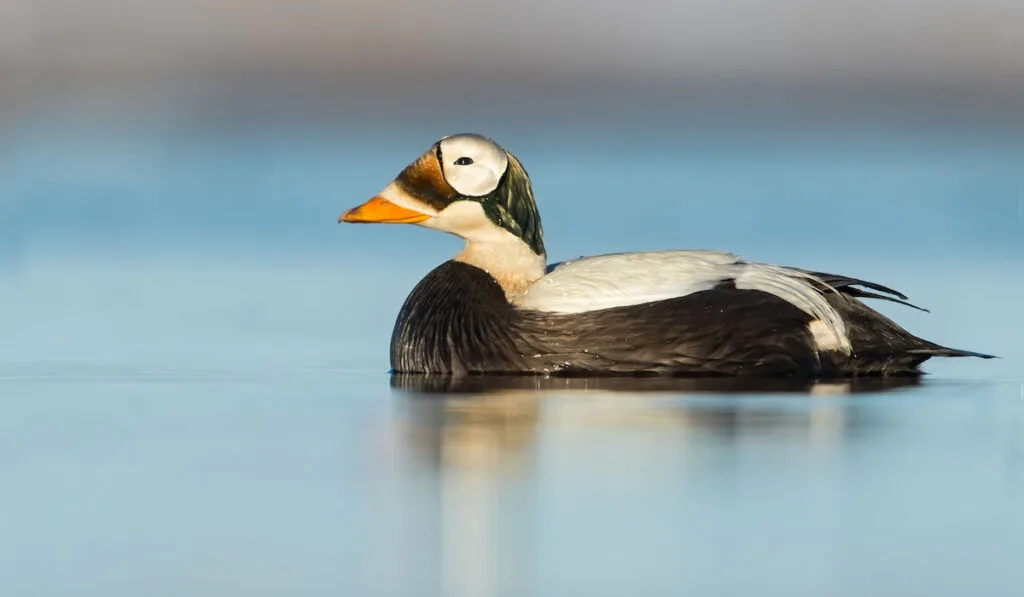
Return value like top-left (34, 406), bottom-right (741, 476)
top-left (339, 133), bottom-right (993, 377)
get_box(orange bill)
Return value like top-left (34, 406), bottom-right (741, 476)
top-left (339, 196), bottom-right (431, 224)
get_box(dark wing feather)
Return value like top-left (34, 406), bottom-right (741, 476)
top-left (797, 269), bottom-right (930, 312)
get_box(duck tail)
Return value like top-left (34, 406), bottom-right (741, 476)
top-left (908, 344), bottom-right (997, 359)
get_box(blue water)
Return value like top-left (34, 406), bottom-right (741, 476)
top-left (1, 125), bottom-right (1023, 595)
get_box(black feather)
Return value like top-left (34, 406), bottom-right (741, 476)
top-left (799, 269), bottom-right (929, 311)
top-left (799, 270), bottom-right (910, 299)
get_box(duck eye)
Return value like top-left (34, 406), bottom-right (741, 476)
top-left (454, 156), bottom-right (474, 166)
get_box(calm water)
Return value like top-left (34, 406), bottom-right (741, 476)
top-left (2, 127), bottom-right (1023, 595)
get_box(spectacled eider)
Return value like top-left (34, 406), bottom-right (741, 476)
top-left (339, 133), bottom-right (993, 377)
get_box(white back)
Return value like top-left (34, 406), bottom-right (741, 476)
top-left (512, 250), bottom-right (852, 353)
top-left (438, 134), bottom-right (509, 197)
top-left (515, 251), bottom-right (738, 312)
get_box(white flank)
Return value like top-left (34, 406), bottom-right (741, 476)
top-left (808, 319), bottom-right (847, 352)
top-left (512, 251), bottom-right (852, 354)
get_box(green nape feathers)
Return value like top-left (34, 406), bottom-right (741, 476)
top-left (479, 153), bottom-right (545, 256)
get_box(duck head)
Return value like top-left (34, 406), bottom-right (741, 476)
top-left (340, 134), bottom-right (546, 296)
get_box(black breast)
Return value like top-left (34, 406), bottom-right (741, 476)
top-left (390, 261), bottom-right (528, 374)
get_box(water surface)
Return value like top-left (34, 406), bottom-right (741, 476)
top-left (1, 128), bottom-right (1022, 595)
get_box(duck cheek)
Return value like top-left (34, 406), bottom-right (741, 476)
top-left (424, 201), bottom-right (495, 238)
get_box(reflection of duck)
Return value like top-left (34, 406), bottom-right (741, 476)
top-left (342, 134), bottom-right (993, 377)
top-left (401, 388), bottom-right (541, 470)
top-left (392, 375), bottom-right (915, 473)
top-left (391, 374), bottom-right (922, 395)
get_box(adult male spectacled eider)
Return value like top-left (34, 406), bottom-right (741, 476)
top-left (339, 133), bottom-right (993, 377)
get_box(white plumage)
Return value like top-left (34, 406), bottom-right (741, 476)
top-left (512, 251), bottom-right (852, 354)
top-left (438, 134), bottom-right (509, 197)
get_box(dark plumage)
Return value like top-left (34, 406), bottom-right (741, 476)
top-left (390, 261), bottom-right (990, 377)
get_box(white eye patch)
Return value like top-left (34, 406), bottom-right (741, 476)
top-left (439, 134), bottom-right (509, 197)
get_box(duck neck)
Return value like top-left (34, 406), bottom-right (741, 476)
top-left (454, 233), bottom-right (546, 299)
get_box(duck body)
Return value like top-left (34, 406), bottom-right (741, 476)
top-left (390, 257), bottom-right (987, 377)
top-left (341, 133), bottom-right (993, 378)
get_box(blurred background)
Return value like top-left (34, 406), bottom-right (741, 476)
top-left (2, 3), bottom-right (1023, 597)
top-left (2, 0), bottom-right (1023, 259)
